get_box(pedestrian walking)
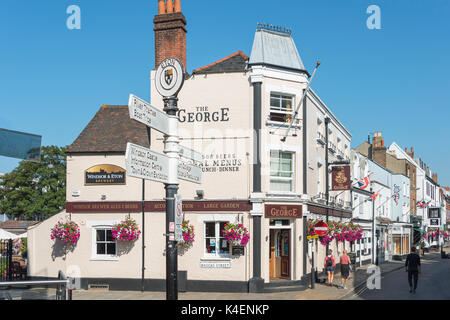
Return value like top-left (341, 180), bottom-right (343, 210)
top-left (324, 249), bottom-right (335, 287)
top-left (339, 250), bottom-right (351, 289)
top-left (405, 246), bottom-right (421, 294)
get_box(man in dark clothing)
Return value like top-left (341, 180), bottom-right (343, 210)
top-left (405, 246), bottom-right (421, 293)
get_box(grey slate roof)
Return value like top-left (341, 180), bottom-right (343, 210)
top-left (249, 28), bottom-right (308, 75)
top-left (192, 51), bottom-right (248, 74)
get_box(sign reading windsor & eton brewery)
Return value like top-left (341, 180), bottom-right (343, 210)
top-left (331, 165), bottom-right (351, 191)
top-left (265, 204), bottom-right (302, 218)
top-left (85, 164), bottom-right (126, 185)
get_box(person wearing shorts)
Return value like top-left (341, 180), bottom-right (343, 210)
top-left (324, 250), bottom-right (335, 287)
top-left (340, 250), bottom-right (351, 289)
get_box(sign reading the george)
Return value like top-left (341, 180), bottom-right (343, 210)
top-left (178, 159), bottom-right (202, 184)
top-left (128, 94), bottom-right (170, 135)
top-left (331, 165), bottom-right (351, 191)
top-left (175, 194), bottom-right (183, 241)
top-left (265, 204), bottom-right (302, 219)
top-left (155, 57), bottom-right (185, 98)
top-left (125, 143), bottom-right (169, 184)
top-left (85, 164), bottom-right (126, 185)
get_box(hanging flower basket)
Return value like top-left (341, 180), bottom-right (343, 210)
top-left (112, 218), bottom-right (141, 242)
top-left (178, 220), bottom-right (195, 249)
top-left (307, 219), bottom-right (363, 246)
top-left (51, 221), bottom-right (80, 245)
top-left (222, 222), bottom-right (250, 246)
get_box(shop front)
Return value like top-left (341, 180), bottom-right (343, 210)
top-left (264, 204), bottom-right (303, 282)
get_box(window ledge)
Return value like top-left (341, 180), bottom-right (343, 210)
top-left (90, 256), bottom-right (119, 262)
top-left (266, 192), bottom-right (300, 198)
top-left (200, 257), bottom-right (231, 262)
top-left (266, 120), bottom-right (301, 129)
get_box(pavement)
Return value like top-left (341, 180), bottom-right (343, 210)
top-left (69, 258), bottom-right (409, 300)
top-left (2, 246), bottom-right (447, 300)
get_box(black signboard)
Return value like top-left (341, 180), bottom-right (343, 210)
top-left (85, 164), bottom-right (126, 185)
top-left (232, 246), bottom-right (245, 256)
top-left (430, 218), bottom-right (440, 226)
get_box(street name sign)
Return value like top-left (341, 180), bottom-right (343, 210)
top-left (125, 143), bottom-right (169, 184)
top-left (307, 235), bottom-right (319, 240)
top-left (174, 194), bottom-right (183, 241)
top-left (178, 159), bottom-right (202, 184)
top-left (128, 94), bottom-right (170, 135)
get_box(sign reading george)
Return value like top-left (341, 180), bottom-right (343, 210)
top-left (125, 143), bottom-right (169, 184)
top-left (128, 94), bottom-right (170, 135)
top-left (155, 58), bottom-right (185, 98)
top-left (174, 194), bottom-right (183, 241)
top-left (85, 164), bottom-right (126, 185)
top-left (265, 204), bottom-right (302, 218)
top-left (331, 165), bottom-right (351, 191)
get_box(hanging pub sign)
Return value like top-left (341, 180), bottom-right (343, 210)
top-left (85, 164), bottom-right (126, 185)
top-left (331, 165), bottom-right (351, 191)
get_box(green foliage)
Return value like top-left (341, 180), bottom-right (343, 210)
top-left (0, 146), bottom-right (67, 220)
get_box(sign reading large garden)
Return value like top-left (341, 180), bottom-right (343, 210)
top-left (85, 164), bottom-right (126, 185)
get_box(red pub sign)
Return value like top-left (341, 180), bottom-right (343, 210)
top-left (265, 204), bottom-right (302, 219)
top-left (331, 165), bottom-right (351, 191)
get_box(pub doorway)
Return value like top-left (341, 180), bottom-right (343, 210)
top-left (269, 219), bottom-right (292, 280)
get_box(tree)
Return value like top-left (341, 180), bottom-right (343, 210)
top-left (0, 146), bottom-right (66, 220)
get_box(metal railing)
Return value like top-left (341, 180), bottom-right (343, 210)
top-left (0, 270), bottom-right (72, 300)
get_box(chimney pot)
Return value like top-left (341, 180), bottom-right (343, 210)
top-left (166, 0), bottom-right (174, 13)
top-left (411, 147), bottom-right (413, 153)
top-left (174, 0), bottom-right (181, 12)
top-left (158, 0), bottom-right (166, 14)
top-left (381, 140), bottom-right (384, 147)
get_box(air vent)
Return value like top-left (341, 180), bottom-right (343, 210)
top-left (88, 284), bottom-right (109, 291)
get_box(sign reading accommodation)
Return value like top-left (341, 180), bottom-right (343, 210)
top-left (331, 165), bottom-right (351, 191)
top-left (85, 164), bottom-right (126, 185)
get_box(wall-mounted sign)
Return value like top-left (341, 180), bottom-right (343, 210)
top-left (201, 153), bottom-right (243, 173)
top-left (85, 164), bottom-right (126, 185)
top-left (265, 204), bottom-right (302, 219)
top-left (232, 246), bottom-right (245, 256)
top-left (200, 262), bottom-right (231, 268)
top-left (331, 165), bottom-right (351, 191)
top-left (429, 218), bottom-right (440, 226)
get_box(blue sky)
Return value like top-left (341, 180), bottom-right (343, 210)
top-left (1, 0), bottom-right (449, 185)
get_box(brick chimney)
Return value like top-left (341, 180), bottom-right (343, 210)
top-left (154, 0), bottom-right (187, 70)
top-left (432, 173), bottom-right (438, 184)
top-left (371, 131), bottom-right (387, 168)
top-left (406, 146), bottom-right (414, 159)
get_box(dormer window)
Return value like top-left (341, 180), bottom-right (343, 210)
top-left (270, 93), bottom-right (294, 123)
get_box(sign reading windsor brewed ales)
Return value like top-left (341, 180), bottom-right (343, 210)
top-left (331, 165), bottom-right (351, 191)
top-left (85, 164), bottom-right (126, 185)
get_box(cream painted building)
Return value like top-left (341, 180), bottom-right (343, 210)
top-left (28, 2), bottom-right (354, 293)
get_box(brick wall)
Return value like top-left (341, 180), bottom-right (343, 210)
top-left (153, 12), bottom-right (187, 70)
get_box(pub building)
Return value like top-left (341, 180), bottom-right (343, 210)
top-left (28, 0), bottom-right (353, 292)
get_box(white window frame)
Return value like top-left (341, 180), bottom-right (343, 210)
top-left (203, 221), bottom-right (231, 260)
top-left (270, 150), bottom-right (295, 193)
top-left (269, 93), bottom-right (294, 124)
top-left (88, 220), bottom-right (119, 261)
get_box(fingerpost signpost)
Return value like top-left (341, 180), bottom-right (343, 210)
top-left (126, 57), bottom-right (202, 300)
